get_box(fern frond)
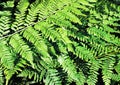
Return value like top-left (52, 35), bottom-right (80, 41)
top-left (22, 27), bottom-right (52, 64)
top-left (0, 0), bottom-right (14, 8)
top-left (114, 61), bottom-right (120, 74)
top-left (77, 0), bottom-right (95, 7)
top-left (18, 68), bottom-right (46, 82)
top-left (59, 11), bottom-right (82, 25)
top-left (4, 69), bottom-right (16, 85)
top-left (11, 0), bottom-right (30, 31)
top-left (58, 54), bottom-right (85, 85)
top-left (25, 0), bottom-right (42, 25)
top-left (0, 40), bottom-right (15, 69)
top-left (44, 69), bottom-right (61, 85)
top-left (34, 21), bottom-right (62, 42)
top-left (4, 58), bottom-right (29, 85)
top-left (87, 61), bottom-right (99, 85)
top-left (101, 57), bottom-right (115, 85)
top-left (90, 43), bottom-right (119, 58)
top-left (87, 27), bottom-right (120, 46)
top-left (101, 25), bottom-right (120, 33)
top-left (17, 0), bottom-right (29, 13)
top-left (9, 34), bottom-right (34, 68)
top-left (0, 67), bottom-right (4, 85)
top-left (111, 74), bottom-right (120, 82)
top-left (0, 16), bottom-right (11, 37)
top-left (75, 45), bottom-right (95, 62)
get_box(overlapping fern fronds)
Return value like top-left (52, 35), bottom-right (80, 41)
top-left (0, 0), bottom-right (120, 85)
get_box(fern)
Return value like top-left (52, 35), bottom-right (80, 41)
top-left (87, 61), bottom-right (99, 85)
top-left (0, 16), bottom-right (10, 37)
top-left (11, 0), bottom-right (30, 31)
top-left (44, 69), bottom-right (61, 85)
top-left (0, 67), bottom-right (4, 85)
top-left (9, 34), bottom-right (34, 68)
top-left (0, 0), bottom-right (120, 85)
top-left (22, 27), bottom-right (53, 64)
top-left (101, 57), bottom-right (115, 85)
top-left (58, 54), bottom-right (85, 85)
top-left (0, 40), bottom-right (15, 69)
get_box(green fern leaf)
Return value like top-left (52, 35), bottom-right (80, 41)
top-left (0, 68), bottom-right (4, 85)
top-left (58, 55), bottom-right (85, 85)
top-left (22, 27), bottom-right (52, 64)
top-left (0, 40), bottom-right (15, 69)
top-left (44, 69), bottom-right (61, 85)
top-left (9, 34), bottom-right (34, 68)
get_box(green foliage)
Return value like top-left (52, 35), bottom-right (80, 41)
top-left (0, 67), bottom-right (4, 85)
top-left (0, 0), bottom-right (120, 85)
